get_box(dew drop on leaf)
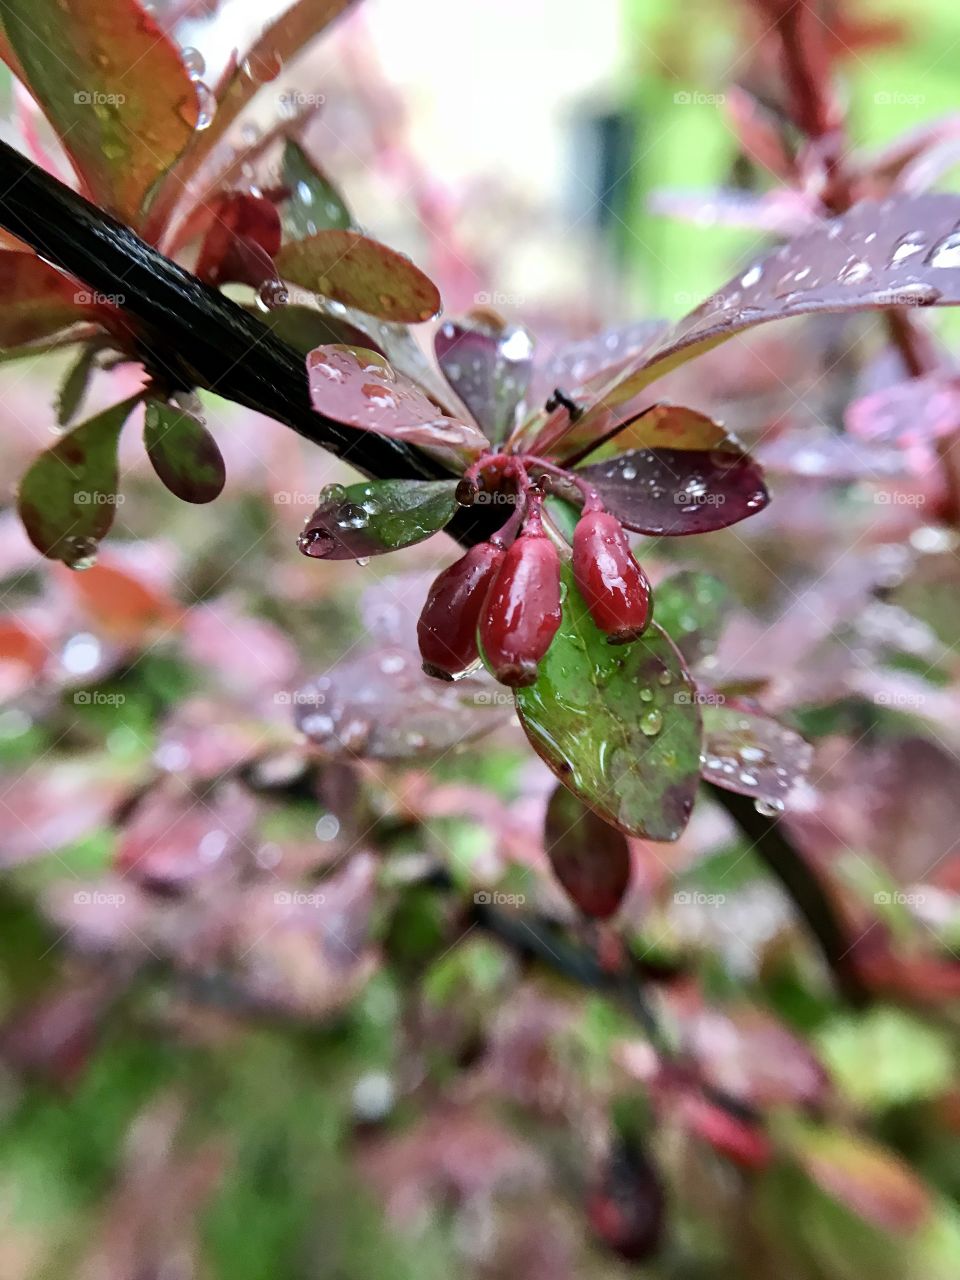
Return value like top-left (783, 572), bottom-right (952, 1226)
top-left (640, 709), bottom-right (664, 737)
top-left (927, 231), bottom-right (960, 269)
top-left (754, 796), bottom-right (785, 817)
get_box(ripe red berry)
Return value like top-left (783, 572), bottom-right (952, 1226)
top-left (418, 542), bottom-right (504, 680)
top-left (479, 533), bottom-right (562, 687)
top-left (572, 510), bottom-right (651, 643)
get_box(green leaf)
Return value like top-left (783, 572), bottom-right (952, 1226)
top-left (0, 252), bottom-right (88, 350)
top-left (298, 478), bottom-right (458, 560)
top-left (250, 304), bottom-right (381, 356)
top-left (514, 568), bottom-right (702, 840)
top-left (1, 0), bottom-right (199, 225)
top-left (281, 139), bottom-right (352, 239)
top-left (650, 570), bottom-right (731, 666)
top-left (17, 396), bottom-right (140, 565)
top-left (56, 342), bottom-right (101, 426)
top-left (143, 399), bottom-right (225, 504)
top-left (816, 1008), bottom-right (953, 1109)
top-left (275, 230), bottom-right (441, 323)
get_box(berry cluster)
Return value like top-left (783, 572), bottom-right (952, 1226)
top-left (418, 454), bottom-right (652, 686)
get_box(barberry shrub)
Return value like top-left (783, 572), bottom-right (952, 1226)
top-left (3, 0), bottom-right (960, 1275)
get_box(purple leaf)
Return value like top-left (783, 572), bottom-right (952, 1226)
top-left (845, 373), bottom-right (960, 447)
top-left (295, 647), bottom-right (510, 760)
top-left (434, 316), bottom-right (533, 443)
top-left (307, 344), bottom-right (488, 458)
top-left (700, 702), bottom-right (813, 804)
top-left (543, 783), bottom-right (632, 918)
top-left (649, 188), bottom-right (818, 236)
top-left (592, 194), bottom-right (960, 411)
top-left (577, 444), bottom-right (768, 536)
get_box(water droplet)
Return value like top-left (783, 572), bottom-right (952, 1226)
top-left (241, 48), bottom-right (283, 83)
top-left (64, 536), bottom-right (98, 571)
top-left (754, 796), bottom-right (784, 818)
top-left (319, 483), bottom-right (347, 505)
top-left (621, 463), bottom-right (638, 481)
top-left (927, 231), bottom-right (960, 269)
top-left (640, 709), bottom-right (663, 737)
top-left (890, 231), bottom-right (926, 265)
top-left (740, 264), bottom-right (762, 289)
top-left (336, 503), bottom-right (368, 530)
top-left (193, 84), bottom-right (216, 131)
top-left (256, 279), bottom-right (288, 311)
top-left (838, 259), bottom-right (871, 286)
top-left (181, 46), bottom-right (205, 79)
top-left (657, 669), bottom-right (672, 686)
top-left (355, 556), bottom-right (371, 567)
top-left (297, 528), bottom-right (334, 557)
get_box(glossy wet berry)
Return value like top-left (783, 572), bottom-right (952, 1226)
top-left (572, 510), bottom-right (651, 643)
top-left (586, 1139), bottom-right (665, 1262)
top-left (418, 541), bottom-right (504, 680)
top-left (479, 533), bottom-right (562, 687)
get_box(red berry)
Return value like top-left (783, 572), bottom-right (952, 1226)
top-left (572, 510), bottom-right (651, 643)
top-left (418, 542), bottom-right (504, 679)
top-left (479, 534), bottom-right (562, 687)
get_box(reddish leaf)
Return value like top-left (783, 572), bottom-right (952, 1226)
top-left (683, 1007), bottom-right (828, 1107)
top-left (786, 1124), bottom-right (931, 1233)
top-left (724, 85), bottom-right (795, 181)
top-left (678, 1094), bottom-right (772, 1169)
top-left (593, 194), bottom-right (960, 410)
top-left (0, 252), bottom-right (88, 348)
top-left (434, 316), bottom-right (533, 443)
top-left (115, 777), bottom-right (257, 890)
top-left (649, 188), bottom-right (817, 237)
top-left (194, 191), bottom-right (282, 289)
top-left (701, 703), bottom-right (813, 804)
top-left (1, 0), bottom-right (199, 224)
top-left (58, 558), bottom-right (180, 642)
top-left (306, 345), bottom-right (488, 457)
top-left (846, 373), bottom-right (960, 447)
top-left (576, 444), bottom-right (768, 536)
top-left (276, 230), bottom-right (441, 323)
top-left (1, 761), bottom-right (133, 865)
top-left (543, 783), bottom-right (632, 918)
top-left (295, 647), bottom-right (509, 760)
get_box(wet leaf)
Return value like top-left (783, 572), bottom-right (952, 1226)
top-left (577, 443), bottom-right (769, 536)
top-left (251, 303), bottom-right (382, 355)
top-left (56, 342), bottom-right (100, 426)
top-left (298, 478), bottom-right (458, 560)
top-left (434, 316), bottom-right (533, 442)
top-left (276, 230), bottom-right (441, 323)
top-left (145, 0), bottom-right (355, 234)
top-left (677, 1094), bottom-right (772, 1169)
top-left (143, 398), bottom-right (226, 504)
top-left (17, 396), bottom-right (139, 565)
top-left (295, 648), bottom-right (509, 760)
top-left (1, 0), bottom-right (198, 224)
top-left (543, 783), bottom-right (632, 917)
top-left (306, 345), bottom-right (488, 457)
top-left (0, 252), bottom-right (87, 349)
top-left (683, 1006), bottom-right (828, 1107)
top-left (846, 373), bottom-right (960, 447)
top-left (116, 777), bottom-right (257, 890)
top-left (594, 194), bottom-right (960, 409)
top-left (701, 703), bottom-right (813, 803)
top-left (515, 569), bottom-right (702, 840)
top-left (785, 1123), bottom-right (931, 1233)
top-left (60, 557), bottom-right (181, 642)
top-left (194, 191), bottom-right (282, 288)
top-left (648, 571), bottom-right (731, 666)
top-left (280, 138), bottom-right (352, 238)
